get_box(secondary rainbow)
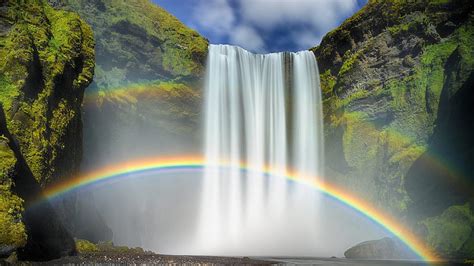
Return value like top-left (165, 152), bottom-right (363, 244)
top-left (40, 155), bottom-right (438, 261)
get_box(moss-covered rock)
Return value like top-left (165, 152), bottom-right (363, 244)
top-left (421, 203), bottom-right (474, 259)
top-left (0, 0), bottom-right (94, 186)
top-left (75, 239), bottom-right (148, 254)
top-left (0, 0), bottom-right (94, 259)
top-left (48, 0), bottom-right (207, 163)
top-left (312, 0), bottom-right (474, 258)
top-left (0, 136), bottom-right (26, 254)
top-left (45, 0), bottom-right (207, 245)
top-left (50, 0), bottom-right (208, 89)
top-left (75, 239), bottom-right (99, 253)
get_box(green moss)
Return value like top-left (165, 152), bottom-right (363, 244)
top-left (56, 0), bottom-right (208, 90)
top-left (0, 0), bottom-right (94, 185)
top-left (342, 112), bottom-right (375, 168)
top-left (387, 19), bottom-right (474, 145)
top-left (387, 14), bottom-right (427, 38)
top-left (0, 193), bottom-right (26, 249)
top-left (427, 0), bottom-right (452, 5)
top-left (76, 240), bottom-right (147, 254)
top-left (314, 0), bottom-right (474, 245)
top-left (96, 241), bottom-right (145, 254)
top-left (1, 0), bottom-right (94, 249)
top-left (75, 239), bottom-right (99, 253)
top-left (0, 137), bottom-right (27, 249)
top-left (0, 75), bottom-right (18, 112)
top-left (422, 203), bottom-right (474, 257)
top-left (339, 20), bottom-right (474, 212)
top-left (320, 70), bottom-right (336, 96)
top-left (339, 49), bottom-right (363, 76)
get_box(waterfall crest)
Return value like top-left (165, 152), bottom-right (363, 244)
top-left (198, 44), bottom-right (324, 255)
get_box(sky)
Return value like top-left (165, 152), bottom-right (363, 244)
top-left (153, 0), bottom-right (367, 53)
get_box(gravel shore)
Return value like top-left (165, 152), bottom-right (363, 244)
top-left (28, 253), bottom-right (275, 265)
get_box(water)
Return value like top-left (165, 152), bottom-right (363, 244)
top-left (197, 44), bottom-right (324, 255)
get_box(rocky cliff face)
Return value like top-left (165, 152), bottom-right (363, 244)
top-left (49, 0), bottom-right (208, 155)
top-left (50, 0), bottom-right (208, 88)
top-left (312, 0), bottom-right (474, 258)
top-left (49, 0), bottom-right (207, 244)
top-left (0, 0), bottom-right (94, 260)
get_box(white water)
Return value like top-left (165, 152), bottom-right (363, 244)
top-left (197, 44), bottom-right (324, 256)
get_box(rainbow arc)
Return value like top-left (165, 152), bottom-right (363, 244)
top-left (40, 156), bottom-right (438, 262)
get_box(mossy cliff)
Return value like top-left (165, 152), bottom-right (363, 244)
top-left (48, 0), bottom-right (208, 158)
top-left (0, 0), bottom-right (94, 260)
top-left (47, 0), bottom-right (207, 243)
top-left (49, 0), bottom-right (208, 89)
top-left (312, 0), bottom-right (474, 258)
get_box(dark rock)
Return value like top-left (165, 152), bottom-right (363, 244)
top-left (0, 245), bottom-right (15, 258)
top-left (0, 0), bottom-right (94, 260)
top-left (344, 237), bottom-right (415, 259)
top-left (5, 252), bottom-right (18, 264)
top-left (437, 21), bottom-right (458, 38)
top-left (0, 106), bottom-right (76, 261)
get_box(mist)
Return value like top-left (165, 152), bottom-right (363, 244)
top-left (77, 172), bottom-right (391, 257)
top-left (71, 47), bottom-right (404, 258)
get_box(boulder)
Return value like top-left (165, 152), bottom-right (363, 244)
top-left (344, 237), bottom-right (415, 259)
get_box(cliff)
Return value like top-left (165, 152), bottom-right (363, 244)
top-left (50, 0), bottom-right (208, 88)
top-left (312, 0), bottom-right (474, 258)
top-left (49, 0), bottom-right (208, 153)
top-left (0, 0), bottom-right (94, 260)
top-left (48, 0), bottom-right (207, 243)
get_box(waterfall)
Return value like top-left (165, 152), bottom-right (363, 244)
top-left (197, 44), bottom-right (324, 255)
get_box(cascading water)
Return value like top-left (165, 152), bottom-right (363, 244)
top-left (197, 44), bottom-right (324, 256)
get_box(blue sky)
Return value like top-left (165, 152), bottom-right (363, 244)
top-left (153, 0), bottom-right (367, 53)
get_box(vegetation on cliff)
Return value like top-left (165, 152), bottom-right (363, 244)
top-left (0, 0), bottom-right (94, 185)
top-left (44, 1), bottom-right (207, 246)
top-left (0, 0), bottom-right (94, 259)
top-left (49, 0), bottom-right (207, 170)
top-left (0, 136), bottom-right (26, 250)
top-left (50, 0), bottom-right (208, 89)
top-left (312, 0), bottom-right (474, 258)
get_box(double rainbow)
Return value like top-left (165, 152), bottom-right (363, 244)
top-left (41, 155), bottom-right (438, 261)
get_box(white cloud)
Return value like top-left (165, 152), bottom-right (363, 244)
top-left (292, 30), bottom-right (321, 50)
top-left (193, 0), bottom-right (235, 35)
top-left (239, 0), bottom-right (358, 31)
top-left (230, 25), bottom-right (265, 52)
top-left (191, 0), bottom-right (361, 52)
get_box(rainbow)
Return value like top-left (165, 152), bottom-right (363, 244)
top-left (41, 156), bottom-right (438, 261)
